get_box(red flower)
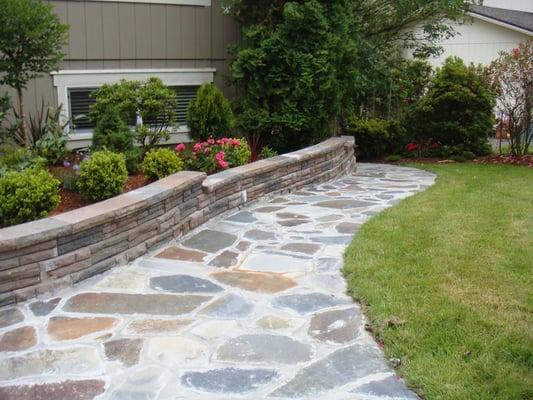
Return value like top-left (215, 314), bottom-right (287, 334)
top-left (406, 142), bottom-right (418, 152)
top-left (175, 143), bottom-right (186, 152)
top-left (231, 139), bottom-right (240, 146)
top-left (513, 48), bottom-right (520, 55)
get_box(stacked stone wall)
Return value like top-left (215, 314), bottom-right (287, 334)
top-left (0, 136), bottom-right (355, 305)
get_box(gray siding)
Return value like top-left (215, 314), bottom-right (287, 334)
top-left (2, 0), bottom-right (240, 119)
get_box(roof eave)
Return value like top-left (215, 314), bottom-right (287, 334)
top-left (468, 11), bottom-right (533, 36)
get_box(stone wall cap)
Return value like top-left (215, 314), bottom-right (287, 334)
top-left (0, 218), bottom-right (71, 252)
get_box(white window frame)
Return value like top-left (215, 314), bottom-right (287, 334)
top-left (89, 0), bottom-right (211, 6)
top-left (52, 68), bottom-right (215, 139)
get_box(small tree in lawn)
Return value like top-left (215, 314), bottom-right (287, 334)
top-left (488, 40), bottom-right (533, 156)
top-left (0, 0), bottom-right (69, 148)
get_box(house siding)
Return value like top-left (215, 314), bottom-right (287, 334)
top-left (2, 0), bottom-right (240, 123)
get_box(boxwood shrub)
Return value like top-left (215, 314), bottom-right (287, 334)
top-left (0, 169), bottom-right (60, 226)
top-left (141, 148), bottom-right (183, 181)
top-left (77, 150), bottom-right (128, 202)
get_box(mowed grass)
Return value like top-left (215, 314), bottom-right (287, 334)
top-left (343, 164), bottom-right (533, 400)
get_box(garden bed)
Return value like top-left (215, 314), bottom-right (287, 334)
top-left (0, 136), bottom-right (355, 306)
top-left (48, 172), bottom-right (149, 216)
top-left (369, 154), bottom-right (533, 168)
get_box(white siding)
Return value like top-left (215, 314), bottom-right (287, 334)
top-left (406, 17), bottom-right (531, 67)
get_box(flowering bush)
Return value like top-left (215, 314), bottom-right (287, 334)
top-left (56, 159), bottom-right (81, 191)
top-left (175, 137), bottom-right (251, 174)
top-left (406, 142), bottom-right (418, 152)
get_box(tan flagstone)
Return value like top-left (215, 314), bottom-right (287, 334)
top-left (47, 316), bottom-right (118, 341)
top-left (0, 326), bottom-right (37, 352)
top-left (211, 270), bottom-right (296, 293)
top-left (126, 319), bottom-right (192, 334)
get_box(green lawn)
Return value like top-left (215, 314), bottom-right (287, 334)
top-left (343, 164), bottom-right (532, 400)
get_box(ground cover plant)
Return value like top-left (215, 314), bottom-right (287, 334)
top-left (343, 163), bottom-right (533, 400)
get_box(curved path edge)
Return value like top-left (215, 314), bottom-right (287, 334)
top-left (0, 163), bottom-right (435, 400)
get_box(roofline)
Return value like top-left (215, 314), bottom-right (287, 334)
top-left (468, 11), bottom-right (533, 36)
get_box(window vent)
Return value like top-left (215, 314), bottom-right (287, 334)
top-left (68, 88), bottom-right (97, 130)
top-left (174, 86), bottom-right (199, 126)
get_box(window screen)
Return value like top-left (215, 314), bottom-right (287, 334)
top-left (68, 88), bottom-right (97, 130)
top-left (173, 86), bottom-right (199, 126)
top-left (68, 85), bottom-right (200, 131)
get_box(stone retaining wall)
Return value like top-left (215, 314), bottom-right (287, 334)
top-left (0, 136), bottom-right (355, 306)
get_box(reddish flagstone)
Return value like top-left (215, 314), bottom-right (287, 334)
top-left (0, 379), bottom-right (105, 400)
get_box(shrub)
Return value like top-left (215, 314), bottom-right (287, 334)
top-left (92, 108), bottom-right (134, 153)
top-left (386, 154), bottom-right (402, 162)
top-left (141, 148), bottom-right (183, 181)
top-left (176, 137), bottom-right (251, 174)
top-left (410, 57), bottom-right (495, 154)
top-left (0, 144), bottom-right (46, 175)
top-left (0, 169), bottom-right (60, 225)
top-left (223, 138), bottom-right (251, 167)
top-left (124, 147), bottom-right (143, 174)
top-left (345, 118), bottom-right (407, 158)
top-left (186, 83), bottom-right (234, 141)
top-left (77, 151), bottom-right (127, 202)
top-left (260, 146), bottom-right (278, 159)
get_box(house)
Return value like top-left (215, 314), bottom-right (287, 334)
top-left (1, 0), bottom-right (240, 149)
top-left (419, 1), bottom-right (533, 67)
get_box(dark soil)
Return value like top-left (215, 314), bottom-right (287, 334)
top-left (49, 172), bottom-right (149, 216)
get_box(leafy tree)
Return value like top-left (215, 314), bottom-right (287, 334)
top-left (410, 57), bottom-right (495, 154)
top-left (488, 40), bottom-right (533, 156)
top-left (90, 77), bottom-right (177, 152)
top-left (0, 0), bottom-right (69, 148)
top-left (346, 0), bottom-right (475, 120)
top-left (224, 0), bottom-right (474, 154)
top-left (187, 83), bottom-right (234, 141)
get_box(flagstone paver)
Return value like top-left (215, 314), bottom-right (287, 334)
top-left (0, 164), bottom-right (434, 399)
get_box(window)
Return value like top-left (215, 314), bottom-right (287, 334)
top-left (52, 68), bottom-right (215, 136)
top-left (90, 0), bottom-right (210, 5)
top-left (68, 85), bottom-right (200, 131)
top-left (68, 88), bottom-right (97, 130)
top-left (174, 86), bottom-right (200, 126)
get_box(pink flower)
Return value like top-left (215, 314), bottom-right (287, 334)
top-left (193, 143), bottom-right (203, 153)
top-left (175, 143), bottom-right (186, 152)
top-left (215, 151), bottom-right (226, 161)
top-left (513, 48), bottom-right (520, 55)
top-left (231, 139), bottom-right (240, 146)
top-left (218, 159), bottom-right (229, 169)
top-left (204, 147), bottom-right (211, 155)
top-left (207, 138), bottom-right (215, 145)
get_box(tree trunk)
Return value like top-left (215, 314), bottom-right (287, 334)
top-left (16, 87), bottom-right (30, 148)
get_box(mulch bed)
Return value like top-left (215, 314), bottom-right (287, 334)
top-left (49, 172), bottom-right (149, 216)
top-left (372, 154), bottom-right (533, 168)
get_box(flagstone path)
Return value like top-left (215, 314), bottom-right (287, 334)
top-left (0, 163), bottom-right (435, 399)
